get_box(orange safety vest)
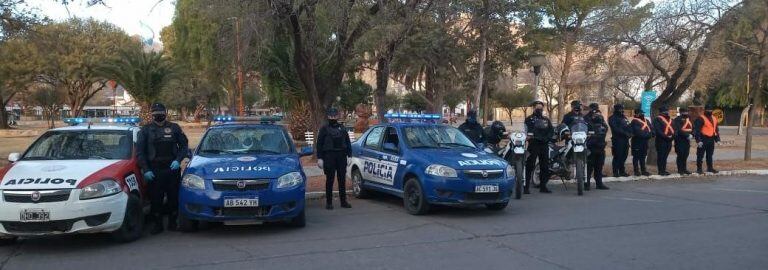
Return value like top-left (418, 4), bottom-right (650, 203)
top-left (700, 115), bottom-right (718, 137)
top-left (657, 115), bottom-right (674, 137)
top-left (632, 117), bottom-right (650, 132)
top-left (681, 118), bottom-right (692, 132)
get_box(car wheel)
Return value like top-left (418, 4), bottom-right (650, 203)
top-left (287, 209), bottom-right (306, 228)
top-left (178, 213), bottom-right (199, 233)
top-left (403, 178), bottom-right (430, 215)
top-left (485, 202), bottom-right (508, 211)
top-left (352, 169), bottom-right (370, 199)
top-left (111, 194), bottom-right (144, 243)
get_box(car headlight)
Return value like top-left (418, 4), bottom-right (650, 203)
top-left (276, 172), bottom-right (303, 189)
top-left (79, 179), bottom-right (122, 200)
top-left (182, 174), bottom-right (205, 190)
top-left (506, 164), bottom-right (514, 177)
top-left (425, 164), bottom-right (458, 178)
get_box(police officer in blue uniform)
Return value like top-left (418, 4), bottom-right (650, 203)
top-left (485, 120), bottom-right (506, 152)
top-left (608, 104), bottom-right (632, 177)
top-left (525, 101), bottom-right (554, 193)
top-left (653, 105), bottom-right (675, 176)
top-left (317, 108), bottom-right (352, 210)
top-left (585, 103), bottom-right (609, 190)
top-left (672, 107), bottom-right (694, 175)
top-left (630, 108), bottom-right (653, 176)
top-left (562, 100), bottom-right (582, 127)
top-left (459, 110), bottom-right (485, 145)
top-left (137, 103), bottom-right (189, 234)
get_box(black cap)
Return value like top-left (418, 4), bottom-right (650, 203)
top-left (531, 100), bottom-right (544, 106)
top-left (570, 100), bottom-right (581, 108)
top-left (679, 107), bottom-right (689, 113)
top-left (613, 104), bottom-right (624, 111)
top-left (659, 105), bottom-right (669, 113)
top-left (589, 103), bottom-right (599, 110)
top-left (150, 103), bottom-right (167, 115)
top-left (326, 107), bottom-right (339, 117)
top-left (634, 108), bottom-right (644, 114)
top-left (704, 104), bottom-right (714, 110)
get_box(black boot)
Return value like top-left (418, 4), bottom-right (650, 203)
top-left (633, 167), bottom-right (640, 176)
top-left (150, 215), bottom-right (164, 235)
top-left (167, 213), bottom-right (178, 231)
top-left (584, 180), bottom-right (591, 191)
top-left (708, 168), bottom-right (719, 174)
top-left (596, 183), bottom-right (610, 190)
top-left (340, 201), bottom-right (352, 208)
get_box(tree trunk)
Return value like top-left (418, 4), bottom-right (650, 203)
top-left (474, 37), bottom-right (487, 111)
top-left (558, 41), bottom-right (575, 122)
top-left (375, 56), bottom-right (390, 123)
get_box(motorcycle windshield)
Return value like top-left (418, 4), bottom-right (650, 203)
top-left (570, 122), bottom-right (589, 133)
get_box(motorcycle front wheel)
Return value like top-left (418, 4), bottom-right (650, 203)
top-left (514, 156), bottom-right (525, 199)
top-left (576, 153), bottom-right (586, 196)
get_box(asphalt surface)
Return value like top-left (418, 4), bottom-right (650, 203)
top-left (1, 175), bottom-right (767, 270)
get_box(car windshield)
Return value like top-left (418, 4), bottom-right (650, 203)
top-left (403, 125), bottom-right (476, 149)
top-left (198, 126), bottom-right (291, 155)
top-left (23, 130), bottom-right (132, 160)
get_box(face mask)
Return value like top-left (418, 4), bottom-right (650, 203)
top-left (681, 113), bottom-right (689, 118)
top-left (705, 110), bottom-right (713, 116)
top-left (636, 114), bottom-right (644, 118)
top-left (534, 108), bottom-right (543, 115)
top-left (468, 117), bottom-right (477, 124)
top-left (328, 119), bottom-right (338, 125)
top-left (153, 114), bottom-right (166, 123)
top-left (661, 111), bottom-right (669, 116)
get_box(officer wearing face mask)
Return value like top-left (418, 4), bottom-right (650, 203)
top-left (672, 107), bottom-right (694, 175)
top-left (485, 120), bottom-right (507, 152)
top-left (137, 103), bottom-right (189, 234)
top-left (562, 100), bottom-right (583, 127)
top-left (694, 104), bottom-right (720, 174)
top-left (525, 101), bottom-right (554, 193)
top-left (608, 104), bottom-right (633, 177)
top-left (459, 110), bottom-right (485, 145)
top-left (585, 103), bottom-right (609, 190)
top-left (630, 108), bottom-right (653, 176)
top-left (316, 107), bottom-right (352, 210)
top-left (652, 105), bottom-right (675, 176)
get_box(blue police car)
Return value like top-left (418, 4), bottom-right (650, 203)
top-left (178, 116), bottom-right (313, 230)
top-left (348, 114), bottom-right (514, 215)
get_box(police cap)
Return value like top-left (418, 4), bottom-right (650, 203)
top-left (326, 107), bottom-right (340, 117)
top-left (613, 103), bottom-right (624, 111)
top-left (531, 100), bottom-right (544, 107)
top-left (151, 103), bottom-right (167, 115)
top-left (589, 103), bottom-right (599, 110)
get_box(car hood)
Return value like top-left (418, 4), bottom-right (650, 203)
top-left (186, 154), bottom-right (301, 179)
top-left (1, 160), bottom-right (120, 190)
top-left (410, 148), bottom-right (507, 170)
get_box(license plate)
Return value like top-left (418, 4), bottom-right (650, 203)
top-left (474, 185), bottom-right (499, 193)
top-left (224, 198), bottom-right (259, 208)
top-left (20, 209), bottom-right (50, 222)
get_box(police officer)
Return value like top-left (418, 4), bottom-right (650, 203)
top-left (608, 104), bottom-right (633, 177)
top-left (630, 108), bottom-right (653, 176)
top-left (694, 105), bottom-right (720, 174)
top-left (137, 103), bottom-right (189, 234)
top-left (459, 110), bottom-right (485, 145)
top-left (653, 105), bottom-right (675, 176)
top-left (585, 103), bottom-right (609, 190)
top-left (562, 100), bottom-right (582, 127)
top-left (316, 108), bottom-right (352, 210)
top-left (485, 120), bottom-right (506, 152)
top-left (525, 101), bottom-right (554, 193)
top-left (672, 107), bottom-right (694, 174)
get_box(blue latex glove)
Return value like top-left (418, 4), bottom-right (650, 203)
top-left (170, 160), bottom-right (181, 170)
top-left (143, 171), bottom-right (155, 182)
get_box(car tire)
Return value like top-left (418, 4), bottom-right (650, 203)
top-left (287, 209), bottom-right (306, 228)
top-left (403, 178), bottom-right (430, 215)
top-left (485, 202), bottom-right (508, 211)
top-left (352, 169), bottom-right (370, 199)
top-left (0, 236), bottom-right (17, 246)
top-left (178, 213), bottom-right (199, 233)
top-left (111, 194), bottom-right (144, 243)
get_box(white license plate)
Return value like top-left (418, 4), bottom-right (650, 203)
top-left (20, 209), bottom-right (50, 222)
top-left (224, 198), bottom-right (259, 208)
top-left (474, 185), bottom-right (499, 193)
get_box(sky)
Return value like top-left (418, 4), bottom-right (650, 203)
top-left (26, 0), bottom-right (176, 46)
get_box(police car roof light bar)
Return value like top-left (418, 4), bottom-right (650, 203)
top-left (213, 115), bottom-right (283, 124)
top-left (384, 113), bottom-right (441, 123)
top-left (63, 117), bottom-right (140, 126)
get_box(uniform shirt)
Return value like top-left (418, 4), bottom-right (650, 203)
top-left (608, 112), bottom-right (633, 140)
top-left (562, 111), bottom-right (581, 127)
top-left (652, 114), bottom-right (675, 141)
top-left (693, 113), bottom-right (721, 142)
top-left (459, 121), bottom-right (486, 145)
top-left (525, 113), bottom-right (554, 144)
top-left (586, 114), bottom-right (608, 149)
top-left (672, 116), bottom-right (693, 140)
top-left (630, 117), bottom-right (654, 140)
top-left (316, 122), bottom-right (352, 159)
top-left (137, 121), bottom-right (189, 170)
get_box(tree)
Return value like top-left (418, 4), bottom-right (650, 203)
top-left (337, 78), bottom-right (373, 113)
top-left (33, 18), bottom-right (139, 117)
top-left (98, 49), bottom-right (177, 121)
top-left (0, 37), bottom-right (40, 129)
top-left (402, 92), bottom-right (429, 113)
top-left (493, 86), bottom-right (534, 124)
top-left (381, 93), bottom-right (402, 113)
top-left (29, 83), bottom-right (64, 128)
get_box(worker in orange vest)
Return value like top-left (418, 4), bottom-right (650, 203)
top-left (694, 105), bottom-right (720, 174)
top-left (630, 108), bottom-right (653, 176)
top-left (672, 107), bottom-right (694, 174)
top-left (652, 105), bottom-right (675, 176)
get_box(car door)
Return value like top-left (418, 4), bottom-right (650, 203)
top-left (360, 126), bottom-right (385, 184)
top-left (360, 126), bottom-right (400, 189)
top-left (379, 126), bottom-right (408, 190)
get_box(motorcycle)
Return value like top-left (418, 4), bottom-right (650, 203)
top-left (530, 121), bottom-right (591, 196)
top-left (484, 129), bottom-right (527, 199)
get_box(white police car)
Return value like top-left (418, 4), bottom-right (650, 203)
top-left (348, 114), bottom-right (514, 215)
top-left (0, 118), bottom-right (147, 244)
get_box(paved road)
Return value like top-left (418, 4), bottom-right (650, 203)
top-left (1, 175), bottom-right (767, 270)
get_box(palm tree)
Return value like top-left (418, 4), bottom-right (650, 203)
top-left (98, 49), bottom-right (176, 122)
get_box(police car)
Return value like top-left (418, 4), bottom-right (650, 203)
top-left (348, 114), bottom-right (514, 215)
top-left (178, 116), bottom-right (312, 230)
top-left (0, 118), bottom-right (146, 244)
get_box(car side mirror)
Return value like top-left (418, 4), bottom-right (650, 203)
top-left (299, 146), bottom-right (314, 157)
top-left (8, 153), bottom-right (20, 162)
top-left (383, 142), bottom-right (398, 153)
